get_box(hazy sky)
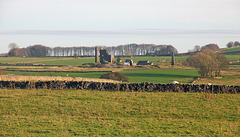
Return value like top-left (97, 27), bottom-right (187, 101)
top-left (1, 0), bottom-right (240, 53)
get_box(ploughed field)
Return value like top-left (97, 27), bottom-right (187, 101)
top-left (0, 89), bottom-right (239, 136)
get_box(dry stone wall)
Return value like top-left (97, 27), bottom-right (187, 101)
top-left (0, 81), bottom-right (239, 94)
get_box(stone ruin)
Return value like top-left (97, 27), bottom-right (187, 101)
top-left (95, 47), bottom-right (114, 64)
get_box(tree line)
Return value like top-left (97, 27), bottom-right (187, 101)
top-left (8, 44), bottom-right (50, 57)
top-left (226, 41), bottom-right (240, 48)
top-left (8, 43), bottom-right (177, 57)
top-left (188, 43), bottom-right (220, 53)
top-left (188, 41), bottom-right (240, 53)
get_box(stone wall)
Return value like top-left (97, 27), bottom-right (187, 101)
top-left (0, 81), bottom-right (239, 94)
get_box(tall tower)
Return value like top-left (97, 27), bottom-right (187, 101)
top-left (95, 47), bottom-right (99, 63)
top-left (171, 50), bottom-right (175, 66)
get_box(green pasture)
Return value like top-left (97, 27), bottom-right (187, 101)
top-left (225, 55), bottom-right (240, 61)
top-left (0, 56), bottom-right (188, 66)
top-left (1, 89), bottom-right (239, 136)
top-left (8, 69), bottom-right (199, 84)
top-left (221, 47), bottom-right (240, 53)
top-left (117, 55), bottom-right (188, 64)
top-left (7, 71), bottom-right (105, 79)
top-left (0, 57), bottom-right (94, 66)
top-left (33, 58), bottom-right (94, 66)
top-left (0, 57), bottom-right (61, 64)
top-left (0, 55), bottom-right (239, 66)
top-left (121, 69), bottom-right (199, 83)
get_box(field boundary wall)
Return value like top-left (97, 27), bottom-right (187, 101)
top-left (0, 81), bottom-right (239, 94)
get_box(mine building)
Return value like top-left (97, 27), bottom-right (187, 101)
top-left (96, 48), bottom-right (114, 64)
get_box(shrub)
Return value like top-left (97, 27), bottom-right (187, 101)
top-left (100, 72), bottom-right (129, 82)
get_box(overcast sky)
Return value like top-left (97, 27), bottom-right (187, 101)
top-left (0, 0), bottom-right (240, 53)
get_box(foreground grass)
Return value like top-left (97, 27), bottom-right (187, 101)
top-left (0, 89), bottom-right (239, 136)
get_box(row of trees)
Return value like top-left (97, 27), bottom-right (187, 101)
top-left (8, 43), bottom-right (178, 57)
top-left (8, 43), bottom-right (49, 57)
top-left (185, 49), bottom-right (228, 77)
top-left (226, 41), bottom-right (240, 48)
top-left (48, 44), bottom-right (177, 56)
top-left (188, 44), bottom-right (220, 53)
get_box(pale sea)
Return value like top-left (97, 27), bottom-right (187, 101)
top-left (1, 29), bottom-right (240, 53)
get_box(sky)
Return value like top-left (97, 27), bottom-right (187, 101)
top-left (0, 0), bottom-right (240, 53)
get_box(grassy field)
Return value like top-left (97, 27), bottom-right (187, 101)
top-left (33, 58), bottom-right (94, 66)
top-left (0, 57), bottom-right (94, 66)
top-left (7, 71), bottom-right (106, 79)
top-left (225, 55), bottom-right (240, 61)
top-left (194, 71), bottom-right (240, 85)
top-left (1, 56), bottom-right (240, 85)
top-left (0, 56), bottom-right (188, 66)
top-left (7, 69), bottom-right (199, 84)
top-left (0, 57), bottom-right (63, 64)
top-left (117, 55), bottom-right (188, 64)
top-left (122, 69), bottom-right (199, 83)
top-left (220, 47), bottom-right (240, 53)
top-left (0, 55), bottom-right (239, 65)
top-left (0, 89), bottom-right (239, 136)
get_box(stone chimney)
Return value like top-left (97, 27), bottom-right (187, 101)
top-left (95, 47), bottom-right (99, 63)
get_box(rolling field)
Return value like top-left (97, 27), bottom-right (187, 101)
top-left (33, 58), bottom-right (94, 66)
top-left (225, 55), bottom-right (240, 61)
top-left (0, 57), bottom-right (94, 66)
top-left (0, 56), bottom-right (188, 66)
top-left (0, 55), bottom-right (239, 65)
top-left (1, 56), bottom-right (240, 85)
top-left (7, 69), bottom-right (199, 84)
top-left (194, 71), bottom-right (240, 86)
top-left (221, 47), bottom-right (240, 53)
top-left (0, 57), bottom-right (64, 64)
top-left (1, 89), bottom-right (239, 136)
top-left (116, 55), bottom-right (188, 64)
top-left (7, 71), bottom-right (106, 79)
top-left (121, 69), bottom-right (199, 83)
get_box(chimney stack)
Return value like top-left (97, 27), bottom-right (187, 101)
top-left (95, 47), bottom-right (99, 63)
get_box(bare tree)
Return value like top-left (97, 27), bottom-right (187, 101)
top-left (8, 43), bottom-right (18, 49)
top-left (201, 44), bottom-right (219, 51)
top-left (227, 41), bottom-right (234, 48)
top-left (8, 43), bottom-right (19, 56)
top-left (194, 45), bottom-right (201, 52)
top-left (185, 50), bottom-right (228, 77)
top-left (234, 41), bottom-right (240, 47)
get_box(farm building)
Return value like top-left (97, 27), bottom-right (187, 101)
top-left (124, 59), bottom-right (134, 66)
top-left (137, 61), bottom-right (153, 65)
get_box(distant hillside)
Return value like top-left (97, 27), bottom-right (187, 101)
top-left (220, 47), bottom-right (240, 55)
